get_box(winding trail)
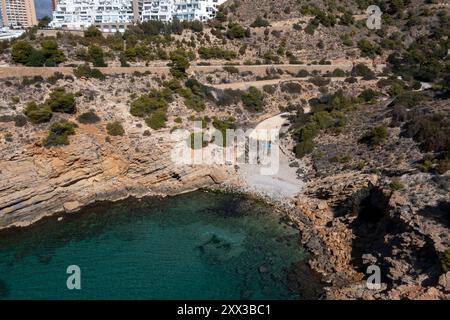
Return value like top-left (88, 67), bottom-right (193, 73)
top-left (209, 76), bottom-right (377, 90)
top-left (0, 63), bottom-right (370, 79)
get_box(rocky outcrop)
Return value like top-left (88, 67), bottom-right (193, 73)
top-left (289, 170), bottom-right (450, 299)
top-left (0, 128), bottom-right (233, 229)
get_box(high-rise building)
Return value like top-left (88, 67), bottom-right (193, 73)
top-left (132, 0), bottom-right (143, 22)
top-left (141, 0), bottom-right (224, 23)
top-left (0, 0), bottom-right (38, 28)
top-left (50, 0), bottom-right (225, 31)
top-left (50, 0), bottom-right (135, 31)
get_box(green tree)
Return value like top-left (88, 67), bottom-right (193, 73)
top-left (242, 87), bottom-right (265, 112)
top-left (25, 49), bottom-right (46, 67)
top-left (251, 16), bottom-right (270, 28)
top-left (360, 125), bottom-right (388, 147)
top-left (84, 26), bottom-right (102, 38)
top-left (358, 39), bottom-right (381, 58)
top-left (43, 121), bottom-right (77, 147)
top-left (41, 39), bottom-right (65, 65)
top-left (11, 41), bottom-right (33, 64)
top-left (38, 16), bottom-right (51, 29)
top-left (169, 49), bottom-right (191, 78)
top-left (88, 45), bottom-right (107, 67)
top-left (227, 23), bottom-right (246, 39)
top-left (23, 102), bottom-right (52, 124)
top-left (106, 121), bottom-right (125, 136)
top-left (73, 64), bottom-right (105, 80)
top-left (339, 12), bottom-right (355, 25)
top-left (145, 108), bottom-right (167, 130)
top-left (46, 88), bottom-right (76, 113)
top-left (130, 89), bottom-right (171, 117)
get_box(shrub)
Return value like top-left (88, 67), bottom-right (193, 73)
top-left (281, 82), bottom-right (302, 94)
top-left (198, 47), bottom-right (237, 60)
top-left (106, 121), bottom-right (125, 136)
top-left (46, 88), bottom-right (76, 113)
top-left (442, 249), bottom-right (450, 273)
top-left (77, 111), bottom-right (101, 124)
top-left (312, 111), bottom-right (334, 129)
top-left (11, 41), bottom-right (33, 64)
top-left (184, 95), bottom-right (205, 112)
top-left (47, 72), bottom-right (64, 84)
top-left (393, 91), bottom-right (424, 108)
top-left (345, 77), bottom-right (358, 83)
top-left (187, 132), bottom-right (209, 149)
top-left (84, 26), bottom-right (102, 38)
top-left (313, 11), bottom-right (337, 27)
top-left (24, 102), bottom-right (52, 124)
top-left (436, 159), bottom-right (450, 175)
top-left (43, 120), bottom-right (76, 147)
top-left (226, 23), bottom-right (247, 39)
top-left (251, 16), bottom-right (270, 28)
top-left (404, 114), bottom-right (449, 153)
top-left (169, 49), bottom-right (191, 78)
top-left (212, 117), bottom-right (236, 146)
top-left (388, 83), bottom-right (405, 96)
top-left (88, 45), bottom-right (107, 67)
top-left (13, 115), bottom-right (27, 127)
top-left (216, 89), bottom-right (243, 106)
top-left (26, 49), bottom-right (46, 67)
top-left (357, 39), bottom-right (381, 57)
top-left (73, 64), bottom-right (105, 80)
top-left (145, 109), bottom-right (167, 130)
top-left (360, 125), bottom-right (388, 147)
top-left (163, 79), bottom-right (182, 91)
top-left (390, 178), bottom-right (404, 191)
top-left (242, 87), bottom-right (265, 112)
top-left (331, 68), bottom-right (346, 77)
top-left (223, 66), bottom-right (239, 74)
top-left (296, 70), bottom-right (309, 78)
top-left (309, 76), bottom-right (331, 87)
top-left (340, 11), bottom-right (355, 25)
top-left (40, 39), bottom-right (65, 65)
top-left (295, 139), bottom-right (314, 158)
top-left (304, 23), bottom-right (316, 35)
top-left (359, 89), bottom-right (380, 103)
top-left (4, 132), bottom-right (13, 142)
top-left (130, 90), bottom-right (169, 117)
top-left (351, 63), bottom-right (376, 80)
top-left (174, 117), bottom-right (183, 124)
top-left (263, 85), bottom-right (277, 94)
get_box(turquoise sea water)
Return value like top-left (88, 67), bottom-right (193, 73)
top-left (0, 191), bottom-right (321, 300)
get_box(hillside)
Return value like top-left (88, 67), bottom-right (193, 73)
top-left (0, 0), bottom-right (449, 300)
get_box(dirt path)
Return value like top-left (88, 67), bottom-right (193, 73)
top-left (209, 76), bottom-right (359, 90)
top-left (0, 63), bottom-right (364, 79)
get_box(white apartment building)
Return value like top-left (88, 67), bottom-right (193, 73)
top-left (141, 0), bottom-right (225, 22)
top-left (50, 0), bottom-right (226, 31)
top-left (50, 0), bottom-right (135, 31)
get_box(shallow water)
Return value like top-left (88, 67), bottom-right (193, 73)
top-left (0, 191), bottom-right (321, 300)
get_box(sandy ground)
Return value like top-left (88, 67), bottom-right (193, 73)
top-left (237, 113), bottom-right (304, 201)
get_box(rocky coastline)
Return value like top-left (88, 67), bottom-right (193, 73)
top-left (0, 72), bottom-right (448, 300)
top-left (1, 116), bottom-right (449, 299)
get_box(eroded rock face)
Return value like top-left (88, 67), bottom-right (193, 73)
top-left (291, 167), bottom-right (450, 299)
top-left (0, 127), bottom-right (233, 229)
